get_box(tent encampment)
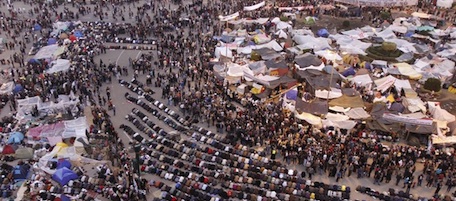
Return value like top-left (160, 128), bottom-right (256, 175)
top-left (52, 167), bottom-right (78, 186)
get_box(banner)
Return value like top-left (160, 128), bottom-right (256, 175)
top-left (219, 12), bottom-right (240, 22)
top-left (244, 1), bottom-right (266, 11)
top-left (278, 6), bottom-right (313, 11)
top-left (335, 0), bottom-right (418, 7)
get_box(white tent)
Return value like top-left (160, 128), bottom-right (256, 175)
top-left (376, 29), bottom-right (397, 39)
top-left (345, 107), bottom-right (370, 119)
top-left (393, 62), bottom-right (422, 79)
top-left (275, 30), bottom-right (288, 39)
top-left (276, 21), bottom-right (292, 30)
top-left (341, 28), bottom-right (372, 39)
top-left (436, 0), bottom-right (453, 8)
top-left (350, 74), bottom-right (373, 87)
top-left (46, 59), bottom-right (71, 74)
top-left (315, 88), bottom-right (343, 99)
top-left (34, 44), bottom-right (59, 59)
top-left (294, 35), bottom-right (331, 51)
top-left (315, 50), bottom-right (342, 61)
top-left (214, 46), bottom-right (233, 58)
top-left (226, 63), bottom-right (250, 77)
top-left (428, 102), bottom-right (456, 122)
top-left (295, 111), bottom-right (322, 126)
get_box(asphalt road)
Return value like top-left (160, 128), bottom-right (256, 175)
top-left (0, 0), bottom-right (447, 200)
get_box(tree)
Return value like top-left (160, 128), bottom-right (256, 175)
top-left (423, 78), bottom-right (442, 92)
top-left (382, 42), bottom-right (397, 52)
top-left (342, 20), bottom-right (350, 28)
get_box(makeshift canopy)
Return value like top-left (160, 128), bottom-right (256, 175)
top-left (15, 147), bottom-right (34, 159)
top-left (34, 44), bottom-right (59, 59)
top-left (294, 53), bottom-right (323, 70)
top-left (52, 167), bottom-right (78, 186)
top-left (46, 59), bottom-right (71, 74)
top-left (329, 94), bottom-right (365, 108)
top-left (345, 107), bottom-right (370, 119)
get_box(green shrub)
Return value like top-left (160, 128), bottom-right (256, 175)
top-left (382, 42), bottom-right (397, 52)
top-left (423, 78), bottom-right (442, 92)
top-left (342, 20), bottom-right (350, 28)
top-left (251, 52), bottom-right (261, 61)
top-left (380, 11), bottom-right (391, 20)
top-left (280, 16), bottom-right (289, 22)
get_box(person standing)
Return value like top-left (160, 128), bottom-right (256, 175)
top-left (112, 105), bottom-right (116, 116)
top-left (435, 181), bottom-right (442, 196)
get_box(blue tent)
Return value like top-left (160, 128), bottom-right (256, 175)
top-left (220, 35), bottom-right (234, 43)
top-left (52, 167), bottom-right (78, 186)
top-left (405, 31), bottom-right (414, 38)
top-left (285, 89), bottom-right (298, 100)
top-left (317, 29), bottom-right (329, 38)
top-left (60, 195), bottom-right (71, 201)
top-left (12, 84), bottom-right (24, 94)
top-left (13, 165), bottom-right (30, 181)
top-left (342, 67), bottom-right (356, 77)
top-left (73, 30), bottom-right (84, 38)
top-left (7, 132), bottom-right (24, 144)
top-left (28, 58), bottom-right (40, 64)
top-left (33, 24), bottom-right (42, 31)
top-left (57, 159), bottom-right (72, 169)
top-left (47, 38), bottom-right (57, 45)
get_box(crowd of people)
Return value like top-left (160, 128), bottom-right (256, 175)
top-left (0, 0), bottom-right (455, 200)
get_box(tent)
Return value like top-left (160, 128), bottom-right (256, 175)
top-left (13, 165), bottom-right (30, 181)
top-left (7, 131), bottom-right (24, 144)
top-left (69, 35), bottom-right (77, 42)
top-left (47, 38), bottom-right (57, 45)
top-left (15, 147), bottom-right (34, 159)
top-left (285, 89), bottom-right (298, 100)
top-left (2, 145), bottom-right (15, 155)
top-left (317, 29), bottom-right (329, 37)
top-left (57, 159), bottom-right (72, 169)
top-left (33, 24), bottom-right (42, 31)
top-left (52, 167), bottom-right (78, 186)
top-left (294, 54), bottom-right (323, 70)
top-left (276, 21), bottom-right (292, 30)
top-left (60, 195), bottom-right (71, 201)
top-left (73, 30), bottom-right (83, 38)
top-left (13, 84), bottom-right (24, 94)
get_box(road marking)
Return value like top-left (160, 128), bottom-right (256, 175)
top-left (135, 51), bottom-right (142, 59)
top-left (116, 50), bottom-right (125, 65)
top-left (123, 131), bottom-right (133, 142)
